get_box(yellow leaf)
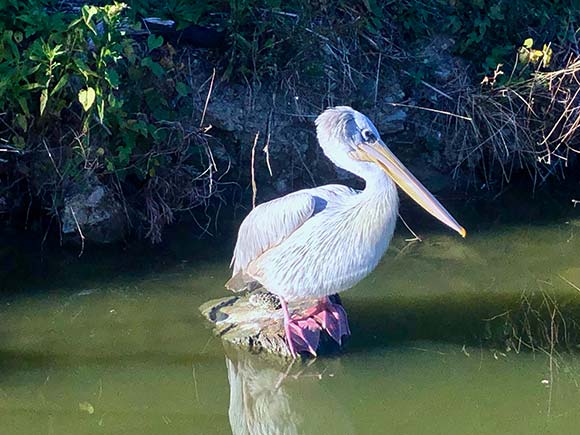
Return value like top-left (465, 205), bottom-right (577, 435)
top-left (523, 38), bottom-right (534, 49)
top-left (529, 49), bottom-right (543, 64)
top-left (78, 87), bottom-right (96, 111)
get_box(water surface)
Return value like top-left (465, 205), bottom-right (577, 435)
top-left (2, 194), bottom-right (580, 434)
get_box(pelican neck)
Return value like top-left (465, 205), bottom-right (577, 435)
top-left (360, 169), bottom-right (395, 198)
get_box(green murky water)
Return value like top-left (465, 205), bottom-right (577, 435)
top-left (2, 193), bottom-right (580, 435)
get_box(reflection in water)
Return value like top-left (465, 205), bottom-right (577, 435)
top-left (227, 355), bottom-right (298, 435)
top-left (226, 350), bottom-right (354, 435)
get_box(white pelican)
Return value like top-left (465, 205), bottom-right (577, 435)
top-left (227, 106), bottom-right (466, 357)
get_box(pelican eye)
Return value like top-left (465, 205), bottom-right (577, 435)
top-left (362, 129), bottom-right (376, 143)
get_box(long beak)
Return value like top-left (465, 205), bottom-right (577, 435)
top-left (355, 141), bottom-right (466, 238)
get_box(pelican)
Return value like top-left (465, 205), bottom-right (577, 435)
top-left (227, 106), bottom-right (465, 357)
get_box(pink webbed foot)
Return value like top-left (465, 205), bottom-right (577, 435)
top-left (287, 317), bottom-right (321, 356)
top-left (280, 297), bottom-right (350, 358)
top-left (281, 299), bottom-right (321, 358)
top-left (304, 297), bottom-right (351, 345)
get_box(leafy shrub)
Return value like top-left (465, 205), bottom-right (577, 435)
top-left (0, 1), bottom-right (213, 241)
top-left (2, 0), bottom-right (579, 240)
top-left (388, 0), bottom-right (578, 74)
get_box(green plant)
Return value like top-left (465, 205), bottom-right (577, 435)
top-left (385, 0), bottom-right (578, 74)
top-left (0, 1), bottom-right (213, 241)
top-left (2, 0), bottom-right (579, 241)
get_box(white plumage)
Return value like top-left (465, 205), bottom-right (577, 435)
top-left (226, 106), bottom-right (465, 356)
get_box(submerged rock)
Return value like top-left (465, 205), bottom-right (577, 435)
top-left (200, 292), bottom-right (344, 359)
top-left (61, 181), bottom-right (126, 244)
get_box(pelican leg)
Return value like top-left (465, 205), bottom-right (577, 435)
top-left (303, 297), bottom-right (351, 345)
top-left (280, 299), bottom-right (297, 357)
top-left (280, 298), bottom-right (321, 358)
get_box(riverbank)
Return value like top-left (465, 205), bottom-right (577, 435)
top-left (1, 1), bottom-right (579, 244)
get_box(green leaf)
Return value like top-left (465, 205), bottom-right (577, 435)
top-left (135, 120), bottom-right (149, 135)
top-left (105, 69), bottom-right (120, 88)
top-left (15, 114), bottom-right (27, 132)
top-left (147, 34), bottom-right (164, 52)
top-left (74, 58), bottom-right (98, 80)
top-left (25, 64), bottom-right (41, 76)
top-left (2, 34), bottom-right (19, 59)
top-left (68, 17), bottom-right (83, 29)
top-left (234, 33), bottom-right (252, 50)
top-left (21, 83), bottom-right (43, 91)
top-left (141, 57), bottom-right (164, 77)
top-left (175, 81), bottom-right (189, 97)
top-left (81, 5), bottom-right (99, 34)
top-left (17, 97), bottom-right (30, 116)
top-left (39, 88), bottom-right (48, 116)
top-left (50, 74), bottom-right (69, 96)
top-left (78, 87), bottom-right (96, 111)
top-left (13, 135), bottom-right (25, 150)
top-left (117, 144), bottom-right (132, 165)
top-left (123, 42), bottom-right (136, 64)
top-left (489, 5), bottom-right (504, 20)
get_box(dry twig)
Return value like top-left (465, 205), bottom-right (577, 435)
top-left (250, 132), bottom-right (260, 209)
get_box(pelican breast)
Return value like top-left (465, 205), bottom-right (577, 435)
top-left (243, 182), bottom-right (398, 300)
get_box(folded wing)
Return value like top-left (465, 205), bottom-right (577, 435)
top-left (226, 191), bottom-right (316, 292)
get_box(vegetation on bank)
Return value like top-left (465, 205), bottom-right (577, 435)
top-left (0, 0), bottom-right (579, 242)
top-left (0, 1), bottom-right (217, 242)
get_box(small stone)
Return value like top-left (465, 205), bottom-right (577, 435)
top-left (86, 186), bottom-right (105, 206)
top-left (61, 177), bottom-right (126, 244)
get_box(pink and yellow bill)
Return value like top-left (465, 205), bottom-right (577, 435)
top-left (354, 141), bottom-right (467, 238)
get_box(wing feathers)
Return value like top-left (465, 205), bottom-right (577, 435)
top-left (229, 191), bottom-right (316, 280)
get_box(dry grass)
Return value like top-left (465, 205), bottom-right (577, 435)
top-left (141, 124), bottom-right (224, 243)
top-left (443, 53), bottom-right (580, 189)
top-left (494, 289), bottom-right (579, 353)
top-left (483, 285), bottom-right (580, 416)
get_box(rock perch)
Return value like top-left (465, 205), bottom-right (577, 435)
top-left (199, 291), bottom-right (345, 359)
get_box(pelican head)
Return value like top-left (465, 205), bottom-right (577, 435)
top-left (316, 106), bottom-right (466, 237)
